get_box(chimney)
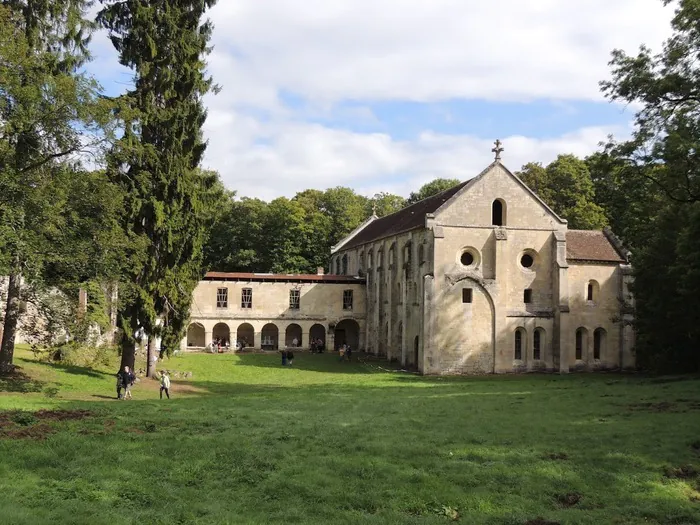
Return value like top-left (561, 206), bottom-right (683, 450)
top-left (317, 267), bottom-right (325, 275)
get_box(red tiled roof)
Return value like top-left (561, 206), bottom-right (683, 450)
top-left (204, 272), bottom-right (365, 284)
top-left (341, 180), bottom-right (471, 250)
top-left (566, 230), bottom-right (625, 263)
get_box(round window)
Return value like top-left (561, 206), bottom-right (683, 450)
top-left (461, 251), bottom-right (475, 266)
top-left (520, 254), bottom-right (534, 268)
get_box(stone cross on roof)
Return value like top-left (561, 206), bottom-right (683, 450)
top-left (492, 139), bottom-right (504, 161)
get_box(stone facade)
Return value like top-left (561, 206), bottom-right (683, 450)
top-left (330, 160), bottom-right (635, 374)
top-left (182, 271), bottom-right (366, 352)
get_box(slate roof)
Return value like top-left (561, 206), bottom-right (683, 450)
top-left (566, 230), bottom-right (626, 263)
top-left (341, 180), bottom-right (472, 251)
top-left (204, 272), bottom-right (365, 284)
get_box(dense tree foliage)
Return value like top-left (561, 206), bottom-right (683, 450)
top-left (517, 155), bottom-right (608, 230)
top-left (98, 0), bottom-right (218, 371)
top-left (600, 0), bottom-right (700, 372)
top-left (0, 1), bottom-right (116, 369)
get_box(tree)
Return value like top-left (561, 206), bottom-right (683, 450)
top-left (406, 178), bottom-right (460, 204)
top-left (98, 0), bottom-right (218, 371)
top-left (516, 155), bottom-right (608, 230)
top-left (600, 0), bottom-right (700, 372)
top-left (369, 192), bottom-right (406, 217)
top-left (0, 1), bottom-right (113, 370)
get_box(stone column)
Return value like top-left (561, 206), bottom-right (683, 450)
top-left (421, 274), bottom-right (434, 374)
top-left (204, 330), bottom-right (213, 351)
top-left (493, 227), bottom-right (508, 373)
top-left (254, 330), bottom-right (261, 350)
top-left (552, 231), bottom-right (570, 373)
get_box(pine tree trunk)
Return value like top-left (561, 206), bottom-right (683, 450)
top-left (0, 271), bottom-right (22, 371)
top-left (146, 335), bottom-right (155, 378)
top-left (120, 336), bottom-right (136, 371)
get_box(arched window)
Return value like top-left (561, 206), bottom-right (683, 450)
top-left (342, 255), bottom-right (348, 275)
top-left (586, 280), bottom-right (600, 303)
top-left (514, 328), bottom-right (525, 360)
top-left (594, 328), bottom-right (606, 360)
top-left (335, 257), bottom-right (341, 274)
top-left (378, 247), bottom-right (384, 267)
top-left (575, 328), bottom-right (588, 360)
top-left (533, 329), bottom-right (542, 360)
top-left (389, 244), bottom-right (395, 267)
top-left (359, 251), bottom-right (364, 271)
top-left (368, 250), bottom-right (373, 268)
top-left (492, 199), bottom-right (505, 226)
top-left (418, 244), bottom-right (425, 264)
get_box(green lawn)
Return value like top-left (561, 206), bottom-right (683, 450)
top-left (1, 348), bottom-right (699, 525)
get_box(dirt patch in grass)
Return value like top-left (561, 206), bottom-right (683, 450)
top-left (0, 409), bottom-right (94, 440)
top-left (525, 519), bottom-right (561, 525)
top-left (626, 399), bottom-right (700, 413)
top-left (664, 465), bottom-right (698, 480)
top-left (542, 452), bottom-right (569, 460)
top-left (555, 493), bottom-right (581, 508)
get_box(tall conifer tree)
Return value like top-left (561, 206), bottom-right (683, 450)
top-left (98, 0), bottom-right (218, 370)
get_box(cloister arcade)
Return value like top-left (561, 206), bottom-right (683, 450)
top-left (182, 318), bottom-right (362, 352)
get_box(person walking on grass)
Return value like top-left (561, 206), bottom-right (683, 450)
top-left (287, 350), bottom-right (294, 367)
top-left (339, 344), bottom-right (346, 362)
top-left (116, 368), bottom-right (124, 399)
top-left (346, 345), bottom-right (352, 362)
top-left (159, 370), bottom-right (171, 399)
top-left (122, 365), bottom-right (135, 400)
top-left (281, 348), bottom-right (288, 366)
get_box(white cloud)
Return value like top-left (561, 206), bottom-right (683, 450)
top-left (207, 0), bottom-right (672, 106)
top-left (88, 0), bottom-right (672, 199)
top-left (203, 113), bottom-right (630, 200)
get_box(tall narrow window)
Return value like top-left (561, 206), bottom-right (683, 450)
top-left (216, 288), bottom-right (228, 308)
top-left (524, 289), bottom-right (532, 303)
top-left (418, 244), bottom-right (425, 264)
top-left (343, 290), bottom-right (353, 310)
top-left (289, 289), bottom-right (300, 310)
top-left (594, 328), bottom-right (605, 360)
top-left (368, 250), bottom-right (373, 268)
top-left (241, 288), bottom-right (252, 309)
top-left (342, 255), bottom-right (348, 275)
top-left (533, 330), bottom-right (541, 360)
top-left (575, 329), bottom-right (583, 360)
top-left (462, 288), bottom-right (473, 303)
top-left (514, 330), bottom-right (522, 360)
top-left (335, 258), bottom-right (341, 274)
top-left (587, 283), bottom-right (593, 301)
top-left (492, 199), bottom-right (504, 226)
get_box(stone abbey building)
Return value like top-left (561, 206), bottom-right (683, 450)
top-left (184, 156), bottom-right (635, 375)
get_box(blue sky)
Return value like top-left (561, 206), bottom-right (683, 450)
top-left (87, 0), bottom-right (673, 200)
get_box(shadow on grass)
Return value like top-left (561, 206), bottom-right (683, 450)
top-left (232, 351), bottom-right (398, 375)
top-left (41, 361), bottom-right (114, 379)
top-left (0, 373), bottom-right (45, 393)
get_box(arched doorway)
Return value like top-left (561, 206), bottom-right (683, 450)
top-left (212, 323), bottom-right (230, 346)
top-left (310, 324), bottom-right (325, 346)
top-left (448, 278), bottom-right (495, 373)
top-left (334, 319), bottom-right (360, 350)
top-left (285, 323), bottom-right (302, 347)
top-left (236, 323), bottom-right (254, 349)
top-left (186, 323), bottom-right (205, 348)
top-left (261, 323), bottom-right (279, 350)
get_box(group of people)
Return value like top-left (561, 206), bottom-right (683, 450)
top-left (309, 338), bottom-right (325, 353)
top-left (115, 365), bottom-right (171, 400)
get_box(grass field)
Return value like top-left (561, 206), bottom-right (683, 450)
top-left (1, 348), bottom-right (699, 525)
